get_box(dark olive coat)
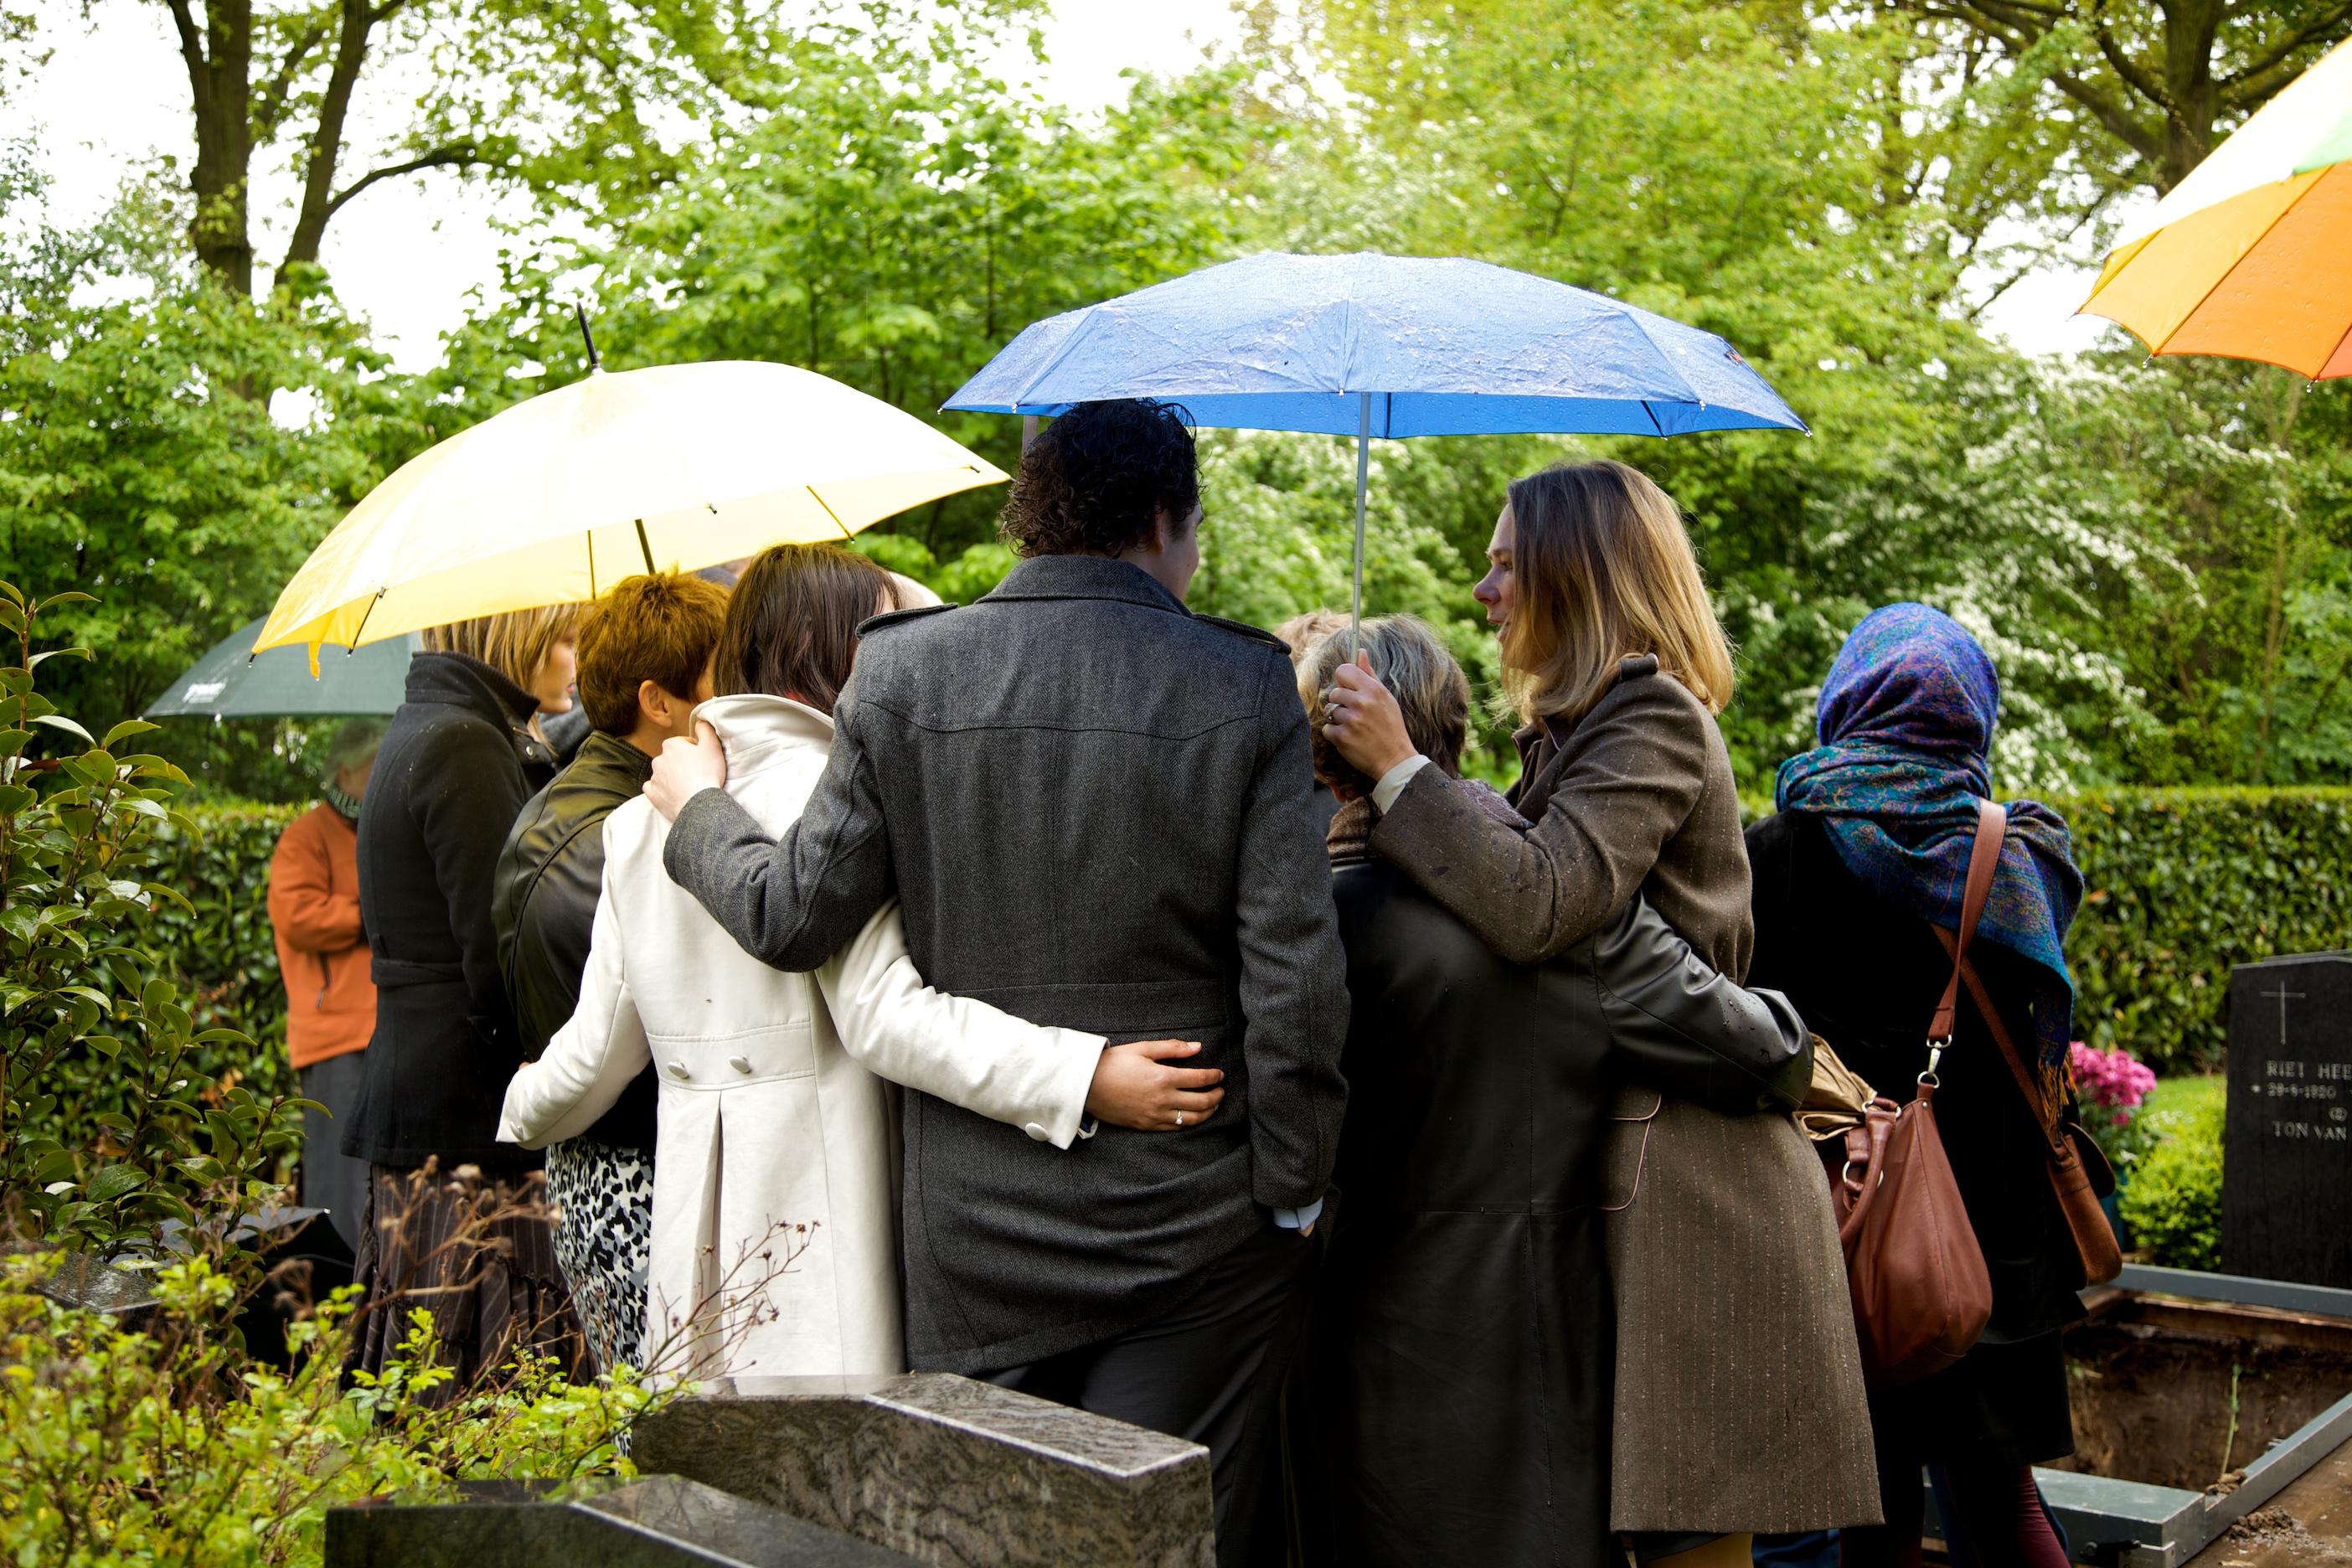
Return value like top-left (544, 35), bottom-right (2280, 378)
top-left (1302, 810), bottom-right (1812, 1567)
top-left (492, 729), bottom-right (658, 1150)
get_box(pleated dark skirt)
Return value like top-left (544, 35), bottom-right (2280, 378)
top-left (349, 1162), bottom-right (586, 1400)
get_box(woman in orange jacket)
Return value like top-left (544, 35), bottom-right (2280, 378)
top-left (268, 718), bottom-right (386, 1251)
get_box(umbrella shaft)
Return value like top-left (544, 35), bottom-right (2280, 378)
top-left (1352, 393), bottom-right (1370, 657)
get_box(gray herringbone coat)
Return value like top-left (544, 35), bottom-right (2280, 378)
top-left (663, 554), bottom-right (1350, 1374)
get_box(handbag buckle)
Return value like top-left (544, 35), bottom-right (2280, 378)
top-left (1919, 1039), bottom-right (1947, 1087)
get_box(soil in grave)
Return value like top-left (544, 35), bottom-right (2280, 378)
top-left (2050, 1296), bottom-right (2352, 1493)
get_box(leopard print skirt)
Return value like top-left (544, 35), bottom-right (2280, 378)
top-left (544, 1137), bottom-right (654, 1378)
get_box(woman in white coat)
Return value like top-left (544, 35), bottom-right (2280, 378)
top-left (499, 547), bottom-right (1224, 1380)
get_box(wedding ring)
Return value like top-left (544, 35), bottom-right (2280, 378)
top-left (1176, 1112), bottom-right (1185, 1127)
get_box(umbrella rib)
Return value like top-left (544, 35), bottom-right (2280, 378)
top-left (587, 529), bottom-right (596, 600)
top-left (2149, 178), bottom-right (2315, 356)
top-left (808, 487), bottom-right (855, 541)
top-left (2319, 315), bottom-right (2352, 382)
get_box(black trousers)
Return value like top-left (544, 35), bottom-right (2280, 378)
top-left (983, 1221), bottom-right (1318, 1568)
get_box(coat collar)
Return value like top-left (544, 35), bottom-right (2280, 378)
top-left (405, 650), bottom-right (543, 727)
top-left (979, 554), bottom-right (1192, 618)
top-left (693, 692), bottom-right (833, 775)
top-left (562, 728), bottom-right (655, 792)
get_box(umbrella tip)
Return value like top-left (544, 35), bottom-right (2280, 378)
top-left (575, 301), bottom-right (602, 374)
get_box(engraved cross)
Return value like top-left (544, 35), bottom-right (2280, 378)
top-left (2261, 982), bottom-right (2306, 1047)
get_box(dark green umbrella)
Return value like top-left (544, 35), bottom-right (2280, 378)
top-left (144, 618), bottom-right (419, 719)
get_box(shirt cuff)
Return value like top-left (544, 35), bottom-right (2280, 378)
top-left (1370, 755), bottom-right (1432, 815)
top-left (1271, 1197), bottom-right (1324, 1230)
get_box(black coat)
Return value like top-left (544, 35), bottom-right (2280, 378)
top-left (346, 652), bottom-right (556, 1172)
top-left (663, 554), bottom-right (1351, 1374)
top-left (1301, 820), bottom-right (1813, 1568)
top-left (492, 730), bottom-right (658, 1150)
top-left (1745, 809), bottom-right (2084, 1339)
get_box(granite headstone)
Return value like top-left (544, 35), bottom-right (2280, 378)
top-left (324, 1475), bottom-right (924, 1568)
top-left (2224, 952), bottom-right (2352, 1287)
top-left (632, 1373), bottom-right (1215, 1568)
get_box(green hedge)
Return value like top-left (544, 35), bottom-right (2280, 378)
top-left (142, 799), bottom-right (305, 1103)
top-left (2066, 789), bottom-right (2352, 1075)
top-left (133, 789), bottom-right (2352, 1096)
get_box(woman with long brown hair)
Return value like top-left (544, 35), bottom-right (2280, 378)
top-left (1323, 461), bottom-right (1878, 1563)
top-left (347, 602), bottom-right (586, 1393)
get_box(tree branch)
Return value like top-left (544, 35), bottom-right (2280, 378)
top-left (2087, 3), bottom-right (2173, 115)
top-left (2216, 1), bottom-right (2352, 95)
top-left (2048, 69), bottom-right (2164, 164)
top-left (322, 145), bottom-right (483, 222)
top-left (252, 19), bottom-right (329, 142)
top-left (163, 0), bottom-right (208, 79)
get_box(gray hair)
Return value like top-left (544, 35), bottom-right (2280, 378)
top-left (1274, 611), bottom-right (1349, 678)
top-left (1302, 615), bottom-right (1471, 795)
top-left (322, 718), bottom-right (387, 783)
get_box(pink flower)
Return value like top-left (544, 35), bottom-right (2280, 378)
top-left (2070, 1041), bottom-right (2154, 1112)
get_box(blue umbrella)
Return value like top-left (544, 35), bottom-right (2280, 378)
top-left (945, 251), bottom-right (1807, 635)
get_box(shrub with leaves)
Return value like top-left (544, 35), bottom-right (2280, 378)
top-left (0, 1252), bottom-right (651, 1568)
top-left (0, 583), bottom-right (306, 1257)
top-left (2116, 1079), bottom-right (2226, 1271)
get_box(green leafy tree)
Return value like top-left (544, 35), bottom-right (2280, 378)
top-left (431, 22), bottom-right (1256, 565)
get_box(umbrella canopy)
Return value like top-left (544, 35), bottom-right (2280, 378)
top-left (145, 618), bottom-right (416, 719)
top-left (944, 251), bottom-right (1807, 438)
top-left (945, 251), bottom-right (1805, 638)
top-left (2080, 37), bottom-right (2352, 379)
top-left (257, 361), bottom-right (1008, 660)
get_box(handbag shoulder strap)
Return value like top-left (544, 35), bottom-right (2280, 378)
top-left (1928, 797), bottom-right (2009, 1044)
top-left (1940, 938), bottom-right (2066, 1146)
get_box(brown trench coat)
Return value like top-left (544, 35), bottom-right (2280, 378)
top-left (1369, 656), bottom-right (1879, 1534)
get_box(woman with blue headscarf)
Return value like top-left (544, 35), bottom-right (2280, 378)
top-left (1746, 603), bottom-right (2087, 1568)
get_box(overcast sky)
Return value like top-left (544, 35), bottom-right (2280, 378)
top-left (8, 0), bottom-right (2117, 370)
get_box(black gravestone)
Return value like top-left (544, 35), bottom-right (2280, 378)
top-left (2223, 953), bottom-right (2352, 1287)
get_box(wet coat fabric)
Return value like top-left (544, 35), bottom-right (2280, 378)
top-left (347, 652), bottom-right (556, 1173)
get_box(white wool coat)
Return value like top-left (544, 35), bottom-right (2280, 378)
top-left (497, 693), bottom-right (1104, 1380)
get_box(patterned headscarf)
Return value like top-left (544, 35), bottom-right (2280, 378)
top-left (1774, 604), bottom-right (2082, 1111)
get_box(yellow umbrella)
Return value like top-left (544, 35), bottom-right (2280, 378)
top-left (2079, 36), bottom-right (2352, 379)
top-left (256, 361), bottom-right (1008, 663)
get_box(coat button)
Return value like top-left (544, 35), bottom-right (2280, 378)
top-left (1024, 1122), bottom-right (1049, 1142)
top-left (729, 1055), bottom-right (753, 1075)
top-left (667, 1060), bottom-right (690, 1080)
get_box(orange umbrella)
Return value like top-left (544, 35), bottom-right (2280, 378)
top-left (2079, 37), bottom-right (2352, 379)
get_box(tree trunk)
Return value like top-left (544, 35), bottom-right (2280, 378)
top-left (2156, 0), bottom-right (2226, 192)
top-left (277, 0), bottom-right (375, 283)
top-left (170, 0), bottom-right (256, 295)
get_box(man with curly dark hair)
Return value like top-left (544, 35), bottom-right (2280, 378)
top-left (646, 397), bottom-right (1348, 1566)
top-left (998, 397), bottom-right (1202, 562)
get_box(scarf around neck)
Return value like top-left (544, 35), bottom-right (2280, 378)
top-left (1774, 604), bottom-right (2083, 1112)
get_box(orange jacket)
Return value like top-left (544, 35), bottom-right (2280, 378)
top-left (268, 802), bottom-right (376, 1069)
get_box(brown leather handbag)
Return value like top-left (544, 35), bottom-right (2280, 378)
top-left (1830, 802), bottom-right (2003, 1390)
top-left (1932, 804), bottom-right (2123, 1288)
